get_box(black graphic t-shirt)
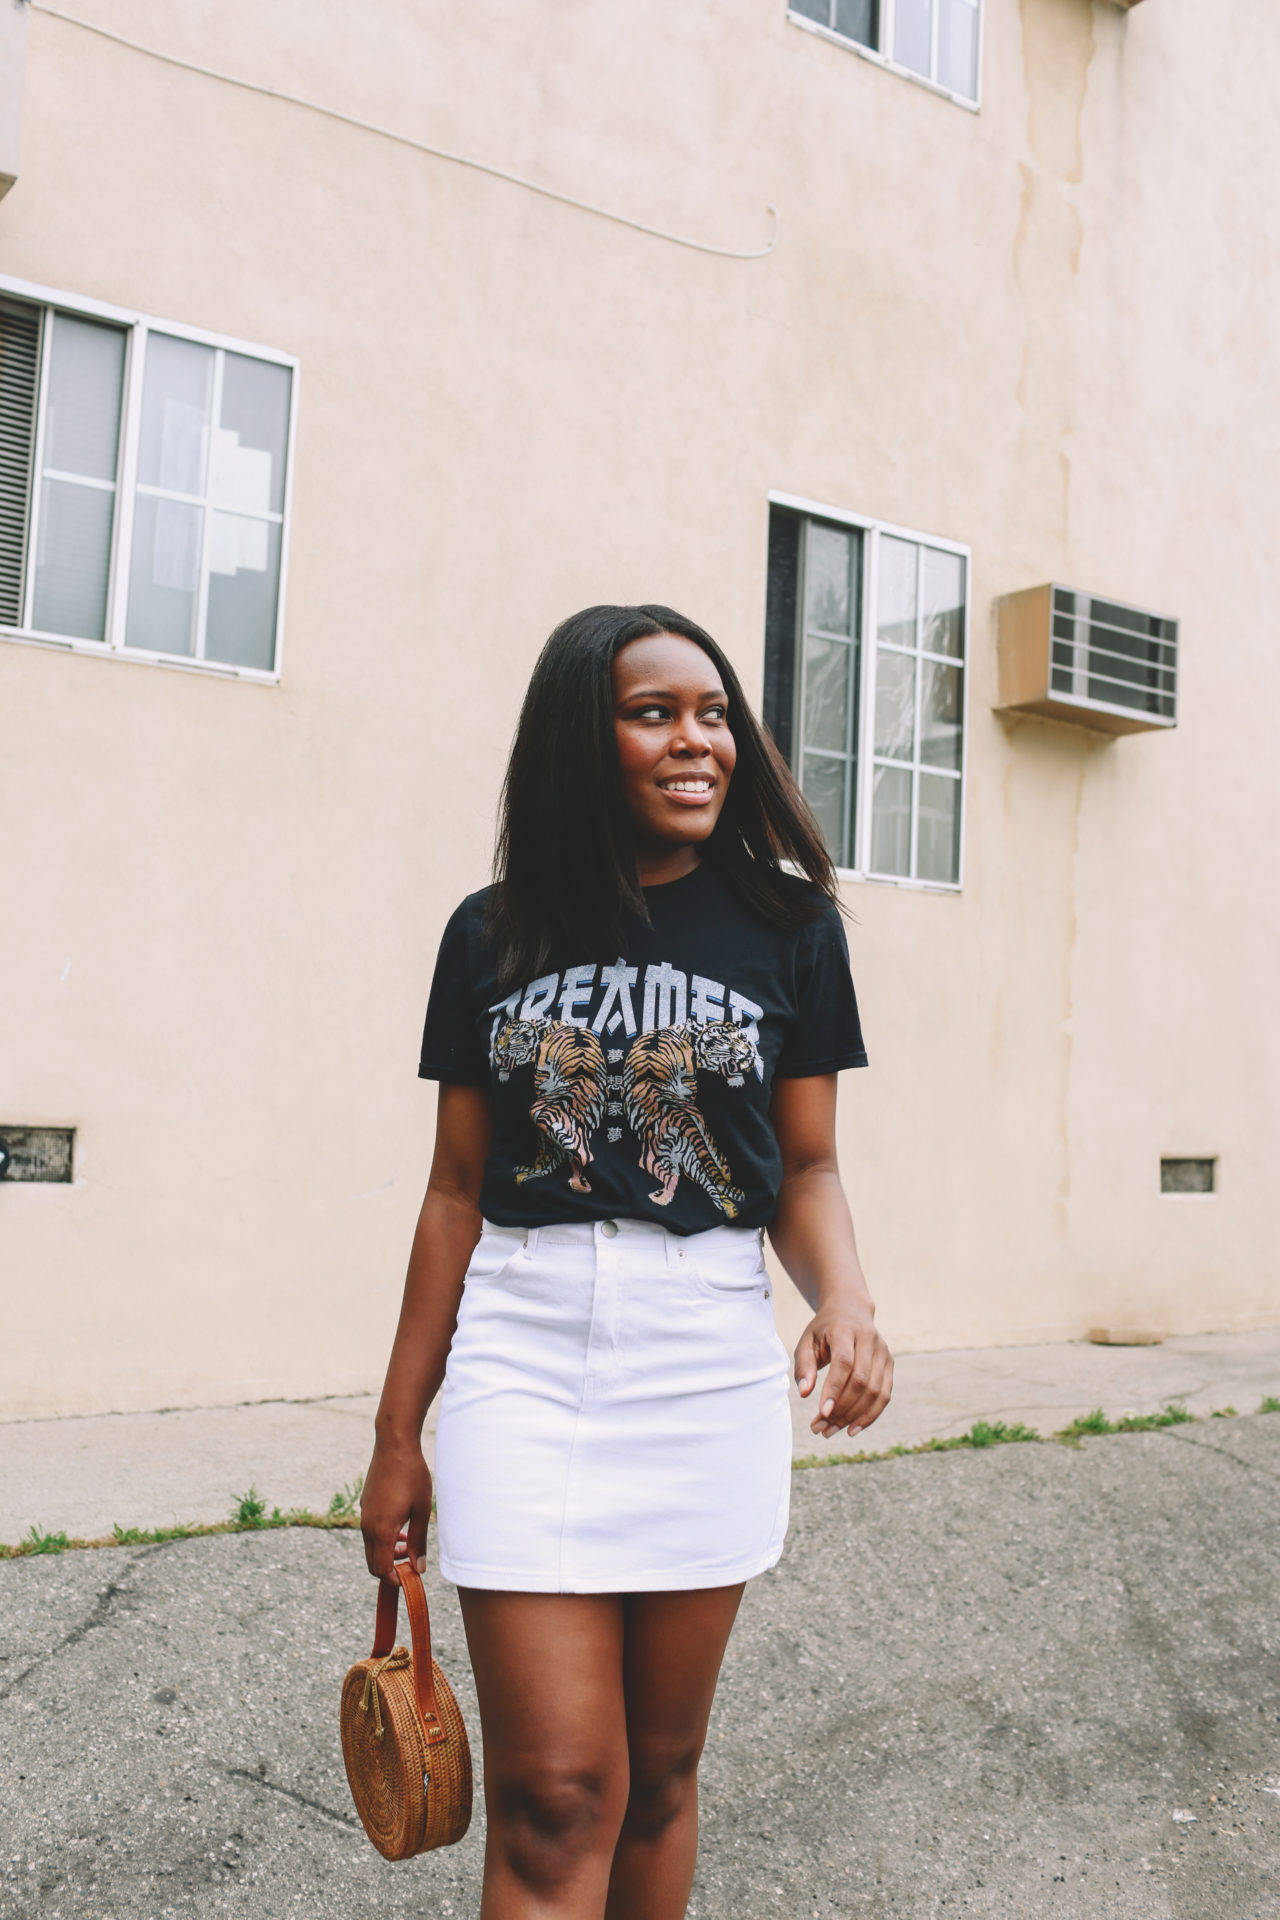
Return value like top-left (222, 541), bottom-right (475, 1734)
top-left (417, 860), bottom-right (868, 1235)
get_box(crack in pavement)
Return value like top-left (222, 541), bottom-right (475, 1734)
top-left (1155, 1424), bottom-right (1280, 1485)
top-left (220, 1765), bottom-right (362, 1830)
top-left (0, 1540), bottom-right (175, 1702)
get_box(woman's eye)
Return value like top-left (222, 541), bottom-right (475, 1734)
top-left (626, 702), bottom-right (726, 722)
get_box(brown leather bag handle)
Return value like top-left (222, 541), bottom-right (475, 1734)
top-left (372, 1545), bottom-right (447, 1746)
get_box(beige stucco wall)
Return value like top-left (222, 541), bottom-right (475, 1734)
top-left (2, 0), bottom-right (1277, 1418)
top-left (0, 0), bottom-right (29, 195)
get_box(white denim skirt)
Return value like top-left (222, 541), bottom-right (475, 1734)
top-left (433, 1216), bottom-right (793, 1592)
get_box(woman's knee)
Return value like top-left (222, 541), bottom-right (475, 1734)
top-left (489, 1758), bottom-right (628, 1890)
top-left (621, 1733), bottom-right (704, 1841)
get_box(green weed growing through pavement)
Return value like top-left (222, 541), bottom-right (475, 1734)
top-left (327, 1476), bottom-right (364, 1519)
top-left (4, 1397), bottom-right (1278, 1558)
top-left (790, 1396), bottom-right (1255, 1471)
top-left (24, 1526), bottom-right (70, 1554)
top-left (1054, 1402), bottom-right (1195, 1443)
top-left (232, 1487), bottom-right (267, 1528)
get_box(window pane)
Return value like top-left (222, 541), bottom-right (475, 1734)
top-left (802, 752), bottom-right (849, 866)
top-left (920, 658), bottom-right (963, 769)
top-left (204, 512), bottom-right (282, 671)
top-left (877, 535), bottom-right (916, 647)
top-left (125, 492), bottom-right (200, 655)
top-left (138, 333), bottom-right (214, 495)
top-left (805, 521), bottom-right (853, 635)
top-left (31, 478), bottom-right (114, 640)
top-left (802, 633), bottom-right (852, 753)
top-left (790, 0), bottom-right (831, 23)
top-left (917, 770), bottom-right (961, 883)
top-left (215, 354), bottom-right (291, 515)
top-left (894, 0), bottom-right (932, 75)
top-left (870, 764), bottom-right (912, 876)
top-left (922, 546), bottom-right (964, 657)
top-left (938, 0), bottom-right (978, 98)
top-left (44, 314), bottom-right (125, 481)
top-left (833, 0), bottom-right (877, 47)
top-left (874, 647), bottom-right (916, 760)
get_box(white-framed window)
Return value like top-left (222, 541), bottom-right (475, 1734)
top-left (0, 277), bottom-right (297, 681)
top-left (764, 494), bottom-right (969, 888)
top-left (788, 0), bottom-right (982, 109)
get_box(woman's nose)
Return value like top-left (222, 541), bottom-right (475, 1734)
top-left (672, 719), bottom-right (712, 754)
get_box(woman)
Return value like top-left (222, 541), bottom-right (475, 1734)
top-left (361, 604), bottom-right (893, 1917)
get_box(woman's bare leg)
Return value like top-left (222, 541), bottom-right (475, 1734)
top-left (458, 1589), bottom-right (631, 1919)
top-left (602, 1584), bottom-right (746, 1920)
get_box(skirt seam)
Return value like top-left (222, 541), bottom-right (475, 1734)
top-left (438, 1536), bottom-right (786, 1593)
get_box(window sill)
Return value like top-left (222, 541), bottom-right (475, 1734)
top-left (835, 865), bottom-right (963, 895)
top-left (786, 10), bottom-right (981, 113)
top-left (0, 625), bottom-right (280, 685)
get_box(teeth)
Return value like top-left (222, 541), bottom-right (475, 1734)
top-left (662, 780), bottom-right (713, 793)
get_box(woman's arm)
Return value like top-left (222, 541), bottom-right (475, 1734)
top-left (767, 1072), bottom-right (893, 1442)
top-left (360, 1081), bottom-right (493, 1580)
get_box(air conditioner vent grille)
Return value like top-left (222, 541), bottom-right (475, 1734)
top-left (1050, 589), bottom-right (1177, 722)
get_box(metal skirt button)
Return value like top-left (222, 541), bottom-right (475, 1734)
top-left (600, 1219), bottom-right (619, 1238)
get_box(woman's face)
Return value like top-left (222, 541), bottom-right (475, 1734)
top-left (611, 632), bottom-right (737, 850)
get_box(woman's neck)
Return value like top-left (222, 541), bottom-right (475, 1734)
top-left (636, 845), bottom-right (702, 889)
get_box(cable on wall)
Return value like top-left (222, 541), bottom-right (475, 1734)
top-left (30, 4), bottom-right (780, 261)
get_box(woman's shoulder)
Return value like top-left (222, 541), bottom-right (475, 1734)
top-left (740, 865), bottom-right (841, 935)
top-left (435, 885), bottom-right (500, 972)
top-left (442, 882), bottom-right (499, 930)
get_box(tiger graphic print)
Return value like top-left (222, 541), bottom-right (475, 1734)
top-left (492, 1017), bottom-right (608, 1194)
top-left (621, 1021), bottom-right (760, 1218)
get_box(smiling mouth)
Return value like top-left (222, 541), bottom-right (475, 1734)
top-left (658, 776), bottom-right (716, 799)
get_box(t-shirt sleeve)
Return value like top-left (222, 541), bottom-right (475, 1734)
top-left (774, 900), bottom-right (869, 1077)
top-left (417, 900), bottom-right (492, 1086)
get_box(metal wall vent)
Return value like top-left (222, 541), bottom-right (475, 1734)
top-left (0, 1126), bottom-right (75, 1183)
top-left (996, 584), bottom-right (1177, 735)
top-left (1160, 1157), bottom-right (1215, 1195)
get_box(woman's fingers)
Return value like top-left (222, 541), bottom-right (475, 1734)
top-left (840, 1345), bottom-right (893, 1435)
top-left (360, 1445), bottom-right (433, 1579)
top-left (798, 1315), bottom-right (896, 1440)
top-left (405, 1493), bottom-right (431, 1575)
top-left (842, 1343), bottom-right (894, 1436)
top-left (362, 1516), bottom-right (401, 1581)
top-left (794, 1324), bottom-right (821, 1398)
top-left (810, 1326), bottom-right (857, 1434)
top-left (813, 1327), bottom-right (894, 1438)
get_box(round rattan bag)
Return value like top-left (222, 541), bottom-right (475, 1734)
top-left (340, 1547), bottom-right (472, 1859)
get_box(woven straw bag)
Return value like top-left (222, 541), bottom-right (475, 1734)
top-left (340, 1550), bottom-right (472, 1859)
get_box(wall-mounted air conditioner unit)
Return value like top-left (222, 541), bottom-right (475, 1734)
top-left (995, 584), bottom-right (1177, 736)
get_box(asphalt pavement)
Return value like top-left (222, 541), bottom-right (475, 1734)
top-left (3, 1411), bottom-right (1279, 1919)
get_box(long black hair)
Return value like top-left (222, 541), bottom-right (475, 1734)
top-left (486, 603), bottom-right (842, 990)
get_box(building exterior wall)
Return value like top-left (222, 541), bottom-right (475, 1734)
top-left (2, 0), bottom-right (1277, 1418)
top-left (0, 0), bottom-right (29, 198)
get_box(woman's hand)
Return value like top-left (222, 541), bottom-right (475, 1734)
top-left (360, 1438), bottom-right (434, 1580)
top-left (795, 1304), bottom-right (894, 1440)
